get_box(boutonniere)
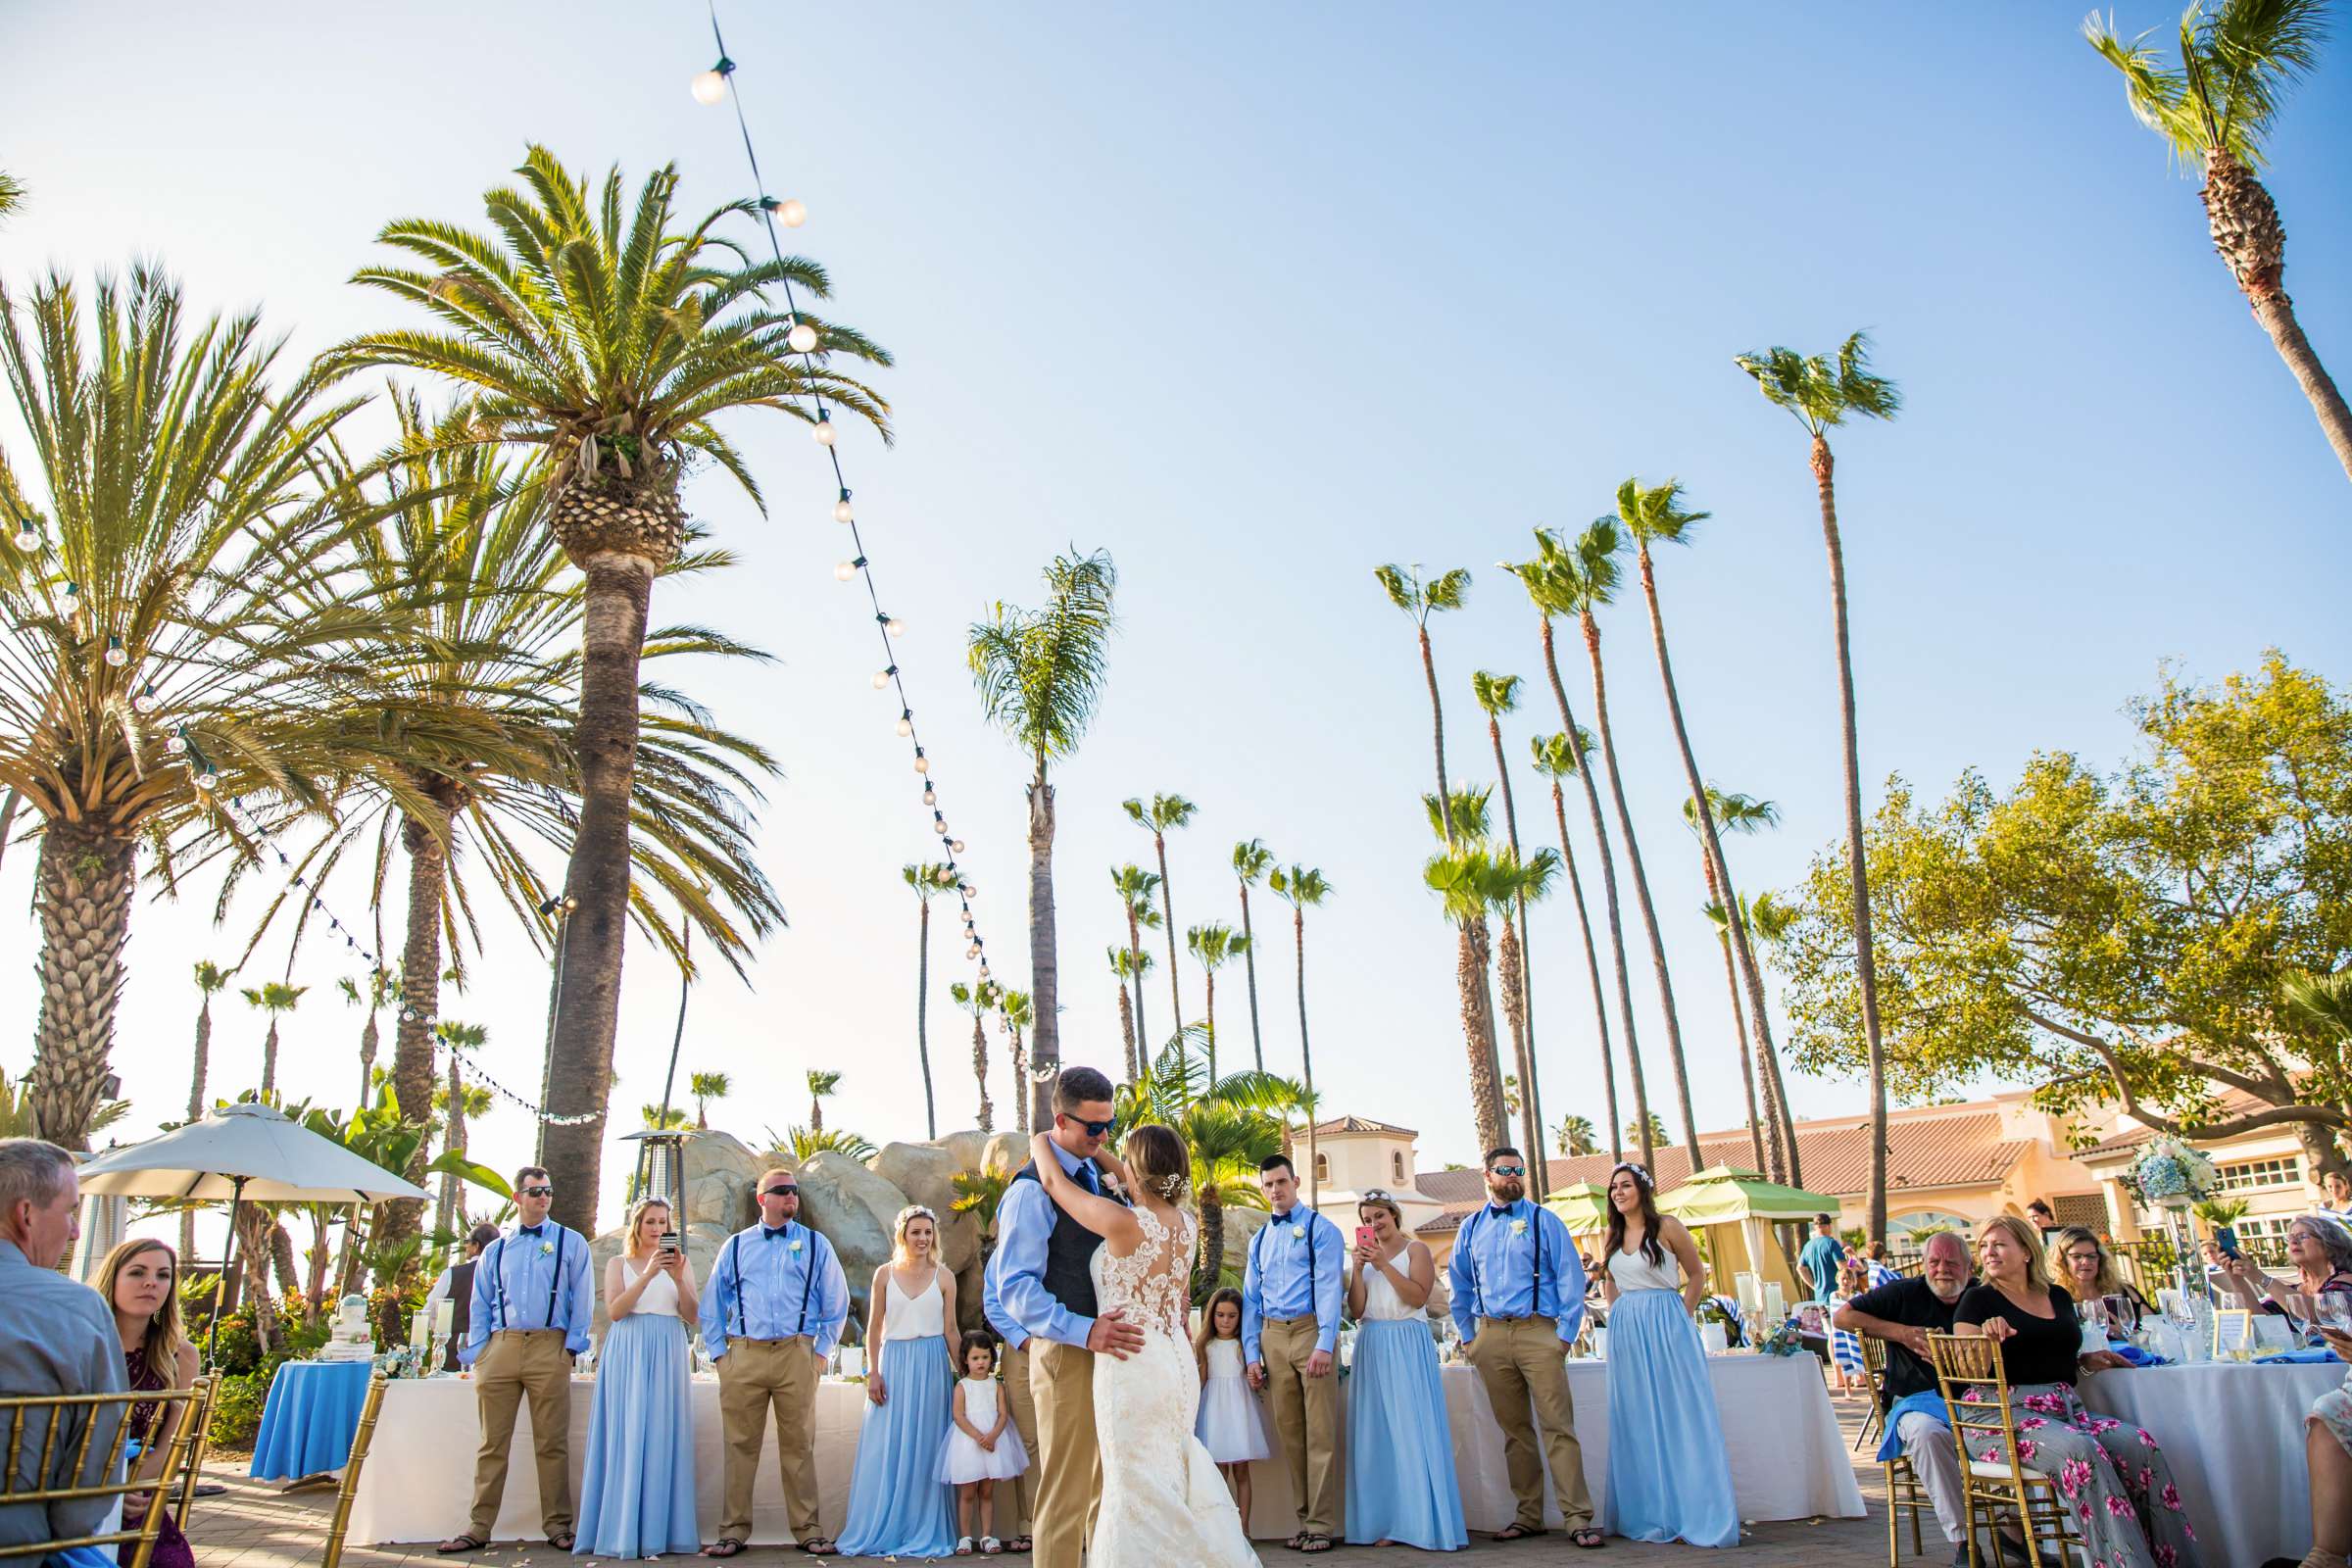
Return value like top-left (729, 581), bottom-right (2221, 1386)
top-left (1290, 1224), bottom-right (1306, 1242)
top-left (788, 1239), bottom-right (805, 1253)
top-left (1508, 1219), bottom-right (1529, 1238)
top-left (539, 1239), bottom-right (556, 1256)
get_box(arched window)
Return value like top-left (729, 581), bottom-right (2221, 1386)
top-left (1392, 1151), bottom-right (1406, 1183)
top-left (1314, 1152), bottom-right (1330, 1184)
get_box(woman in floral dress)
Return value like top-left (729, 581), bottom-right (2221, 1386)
top-left (1955, 1215), bottom-right (2197, 1568)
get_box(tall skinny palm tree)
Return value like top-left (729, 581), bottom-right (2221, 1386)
top-left (1110, 862), bottom-right (1162, 1057)
top-left (243, 983), bottom-right (308, 1098)
top-left (1266, 863), bottom-right (1333, 1206)
top-left (183, 960), bottom-right (230, 1261)
top-left (1734, 334), bottom-right (1897, 1236)
top-left (1107, 946), bottom-right (1152, 1084)
top-left (903, 862), bottom-right (955, 1139)
top-left (1555, 1114), bottom-right (1597, 1157)
top-left (1123, 793), bottom-right (1197, 1035)
top-left (1491, 849), bottom-right (1561, 1183)
top-left (1686, 792), bottom-right (1783, 1175)
top-left (1231, 839), bottom-right (1274, 1069)
top-left (1472, 670), bottom-right (1548, 1200)
top-left (1741, 889), bottom-right (1806, 1187)
top-left (1420, 786), bottom-right (1514, 1159)
top-left (432, 1021), bottom-right (489, 1233)
top-left (1528, 730), bottom-right (1621, 1168)
top-left (806, 1069), bottom-right (841, 1132)
top-left (337, 969), bottom-right (396, 1111)
top-left (969, 549), bottom-right (1118, 1132)
top-left (1374, 564), bottom-right (1473, 845)
top-left (332, 148), bottom-right (888, 1230)
top-left (1185, 923), bottom-right (1249, 1081)
top-left (999, 990), bottom-right (1035, 1135)
top-left (691, 1069), bottom-right (732, 1129)
top-left (2087, 0), bottom-right (2350, 482)
top-left (949, 980), bottom-right (1002, 1133)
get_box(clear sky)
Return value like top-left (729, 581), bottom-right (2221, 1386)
top-left (5, 2), bottom-right (2349, 1226)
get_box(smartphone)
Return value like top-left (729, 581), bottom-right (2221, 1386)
top-left (1355, 1225), bottom-right (1378, 1252)
top-left (660, 1231), bottom-right (682, 1255)
top-left (2216, 1226), bottom-right (2241, 1259)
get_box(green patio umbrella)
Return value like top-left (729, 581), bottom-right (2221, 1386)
top-left (1657, 1164), bottom-right (1839, 1225)
top-left (1543, 1180), bottom-right (1616, 1235)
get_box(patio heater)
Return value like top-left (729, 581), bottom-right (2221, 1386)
top-left (622, 1128), bottom-right (690, 1216)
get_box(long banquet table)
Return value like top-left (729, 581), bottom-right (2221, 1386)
top-left (2082, 1359), bottom-right (2344, 1568)
top-left (349, 1352), bottom-right (1862, 1545)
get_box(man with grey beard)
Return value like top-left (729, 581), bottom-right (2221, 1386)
top-left (1835, 1230), bottom-right (2010, 1567)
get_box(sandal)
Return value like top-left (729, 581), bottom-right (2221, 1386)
top-left (1299, 1535), bottom-right (1335, 1553)
top-left (1005, 1538), bottom-right (1031, 1553)
top-left (956, 1538), bottom-right (976, 1556)
top-left (702, 1540), bottom-right (747, 1559)
top-left (1285, 1532), bottom-right (1308, 1551)
top-left (548, 1533), bottom-right (576, 1551)
top-left (1569, 1526), bottom-right (1606, 1548)
top-left (436, 1537), bottom-right (486, 1555)
top-left (980, 1539), bottom-right (1004, 1556)
top-left (799, 1538), bottom-right (839, 1554)
top-left (1494, 1524), bottom-right (1548, 1542)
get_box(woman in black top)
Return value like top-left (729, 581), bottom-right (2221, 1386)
top-left (1955, 1215), bottom-right (2197, 1568)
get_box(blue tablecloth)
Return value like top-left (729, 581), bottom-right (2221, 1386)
top-left (250, 1358), bottom-right (375, 1480)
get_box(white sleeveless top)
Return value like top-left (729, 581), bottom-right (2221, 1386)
top-left (960, 1375), bottom-right (1000, 1425)
top-left (620, 1258), bottom-right (681, 1316)
top-left (1360, 1249), bottom-right (1422, 1320)
top-left (882, 1266), bottom-right (946, 1339)
top-left (1204, 1338), bottom-right (1247, 1377)
top-left (1607, 1243), bottom-right (1684, 1294)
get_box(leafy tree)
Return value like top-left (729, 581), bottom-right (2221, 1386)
top-left (1107, 945), bottom-right (1145, 1084)
top-left (642, 1102), bottom-right (692, 1131)
top-left (1773, 654), bottom-right (2352, 1186)
top-left (998, 991), bottom-right (1035, 1135)
top-left (2087, 0), bottom-right (2350, 482)
top-left (1267, 863), bottom-right (1334, 1204)
top-left (951, 1158), bottom-right (1016, 1268)
top-left (774, 1124), bottom-right (877, 1163)
top-left (691, 1070), bottom-right (732, 1129)
top-left (337, 968), bottom-right (397, 1111)
top-left (1422, 803), bottom-right (1516, 1158)
top-left (1735, 331), bottom-right (1899, 1238)
top-left (429, 1023), bottom-right (490, 1236)
top-left (1231, 838), bottom-right (1275, 1069)
top-left (968, 549), bottom-right (1118, 1131)
top-left (0, 172), bottom-right (22, 222)
top-left (903, 862), bottom-right (956, 1138)
top-left (181, 961), bottom-right (230, 1262)
top-left (1123, 793), bottom-right (1197, 1042)
top-left (331, 148), bottom-right (887, 1230)
top-left (1115, 1031), bottom-right (1295, 1298)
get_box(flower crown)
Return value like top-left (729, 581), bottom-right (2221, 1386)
top-left (1611, 1161), bottom-right (1653, 1190)
top-left (894, 1203), bottom-right (938, 1233)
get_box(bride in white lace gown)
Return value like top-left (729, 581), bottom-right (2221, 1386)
top-left (1028, 1128), bottom-right (1262, 1568)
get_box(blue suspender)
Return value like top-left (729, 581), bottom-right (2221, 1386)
top-left (1252, 1216), bottom-right (1317, 1313)
top-left (797, 1229), bottom-right (819, 1334)
top-left (729, 1227), bottom-right (822, 1340)
top-left (1468, 1207), bottom-right (1545, 1321)
top-left (491, 1224), bottom-right (566, 1333)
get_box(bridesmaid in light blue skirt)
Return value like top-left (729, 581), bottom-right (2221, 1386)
top-left (1343, 1198), bottom-right (1467, 1550)
top-left (1598, 1164), bottom-right (1739, 1547)
top-left (838, 1216), bottom-right (961, 1558)
top-left (576, 1201), bottom-right (700, 1558)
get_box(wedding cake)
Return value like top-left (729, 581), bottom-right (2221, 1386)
top-left (318, 1293), bottom-right (377, 1361)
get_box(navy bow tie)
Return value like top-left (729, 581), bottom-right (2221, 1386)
top-left (1273, 1209), bottom-right (1296, 1224)
top-left (762, 1225), bottom-right (791, 1241)
top-left (1488, 1204), bottom-right (1514, 1219)
top-left (519, 1224), bottom-right (544, 1237)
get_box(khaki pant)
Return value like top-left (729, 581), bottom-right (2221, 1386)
top-left (1259, 1314), bottom-right (1342, 1538)
top-left (715, 1336), bottom-right (824, 1543)
top-left (467, 1329), bottom-right (572, 1539)
top-left (1029, 1339), bottom-right (1100, 1568)
top-left (998, 1340), bottom-right (1040, 1538)
top-left (1467, 1314), bottom-right (1592, 1530)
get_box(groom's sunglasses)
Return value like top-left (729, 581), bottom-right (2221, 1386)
top-left (1060, 1114), bottom-right (1118, 1138)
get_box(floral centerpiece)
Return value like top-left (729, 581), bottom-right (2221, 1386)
top-left (2123, 1135), bottom-right (2222, 1211)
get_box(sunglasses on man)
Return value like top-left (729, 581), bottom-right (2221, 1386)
top-left (519, 1186), bottom-right (555, 1199)
top-left (1059, 1114), bottom-right (1118, 1138)
top-left (1489, 1165), bottom-right (1527, 1178)
top-left (760, 1185), bottom-right (800, 1200)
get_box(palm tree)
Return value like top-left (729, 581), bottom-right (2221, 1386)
top-left (1110, 862), bottom-right (1162, 1059)
top-left (1472, 670), bottom-right (1549, 1200)
top-left (1107, 946), bottom-right (1145, 1084)
top-left (2087, 1), bottom-right (2350, 482)
top-left (1504, 540), bottom-right (1642, 1166)
top-left (1185, 924), bottom-right (1250, 1081)
top-left (337, 969), bottom-right (396, 1110)
top-left (0, 265), bottom-right (394, 1149)
top-left (1422, 824), bottom-right (1513, 1157)
top-left (903, 862), bottom-right (955, 1139)
top-left (1613, 472), bottom-right (1797, 1181)
top-left (431, 1023), bottom-right (490, 1235)
top-left (1231, 839), bottom-right (1274, 1069)
top-left (1490, 847), bottom-right (1561, 1188)
top-left (949, 980), bottom-right (1002, 1133)
top-left (643, 1103), bottom-right (693, 1131)
top-left (1627, 1112), bottom-right (1671, 1150)
top-left (1741, 890), bottom-right (1806, 1186)
top-left (0, 172), bottom-right (22, 222)
top-left (775, 1124), bottom-right (877, 1162)
top-left (1734, 334), bottom-right (1898, 1238)
top-left (998, 991), bottom-right (1035, 1135)
top-left (1116, 1034), bottom-right (1293, 1297)
top-left (691, 1070), bottom-right (732, 1130)
top-left (952, 1158), bottom-right (1018, 1269)
top-left (1554, 1114), bottom-right (1597, 1157)
top-left (1687, 793), bottom-right (1783, 1177)
top-left (242, 983), bottom-right (308, 1097)
top-left (1373, 564), bottom-right (1473, 845)
top-left (331, 149), bottom-right (888, 1228)
top-left (182, 960), bottom-right (230, 1261)
top-left (968, 549), bottom-right (1118, 1132)
top-left (1123, 793), bottom-right (1197, 1036)
top-left (1266, 864), bottom-right (1333, 1206)
top-left (807, 1069), bottom-right (842, 1133)
top-left (1527, 729), bottom-right (1623, 1168)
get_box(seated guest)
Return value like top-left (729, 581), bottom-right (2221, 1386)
top-left (0, 1139), bottom-right (129, 1557)
top-left (1836, 1230), bottom-right (1975, 1566)
top-left (422, 1224), bottom-right (503, 1373)
top-left (2047, 1225), bottom-right (2156, 1331)
top-left (96, 1239), bottom-right (198, 1568)
top-left (2216, 1212), bottom-right (2352, 1323)
top-left (2291, 1320), bottom-right (2352, 1568)
top-left (1954, 1215), bottom-right (2192, 1568)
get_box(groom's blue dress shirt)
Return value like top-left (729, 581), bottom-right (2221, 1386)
top-left (699, 1219), bottom-right (850, 1361)
top-left (996, 1140), bottom-right (1099, 1350)
top-left (981, 1248), bottom-right (1027, 1351)
top-left (1446, 1198), bottom-right (1586, 1347)
top-left (1240, 1206), bottom-right (1346, 1362)
top-left (462, 1219), bottom-right (594, 1365)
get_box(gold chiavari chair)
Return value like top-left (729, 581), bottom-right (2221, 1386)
top-left (1858, 1337), bottom-right (1933, 1562)
top-left (1925, 1333), bottom-right (2084, 1568)
top-left (319, 1372), bottom-right (390, 1568)
top-left (170, 1373), bottom-right (218, 1528)
top-left (0, 1383), bottom-right (204, 1567)
top-left (1856, 1332), bottom-right (1888, 1452)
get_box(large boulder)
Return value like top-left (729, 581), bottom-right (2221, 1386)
top-left (679, 1130), bottom-right (767, 1232)
top-left (586, 1220), bottom-right (731, 1338)
top-left (980, 1132), bottom-right (1029, 1178)
top-left (795, 1151), bottom-right (911, 1331)
top-left (873, 1142), bottom-right (978, 1275)
top-left (927, 1129), bottom-right (991, 1173)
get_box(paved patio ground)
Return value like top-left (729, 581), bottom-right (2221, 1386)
top-left (184, 1396), bottom-right (1924, 1567)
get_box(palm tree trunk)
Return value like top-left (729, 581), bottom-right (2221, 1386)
top-left (304, 1211), bottom-right (333, 1326)
top-left (26, 821), bottom-right (136, 1150)
top-left (1454, 917), bottom-right (1510, 1156)
top-left (270, 1220), bottom-right (300, 1297)
top-left (1495, 918), bottom-right (1544, 1182)
top-left (2205, 150), bottom-right (2352, 485)
top-left (1154, 833), bottom-right (1183, 1047)
top-left (1419, 626), bottom-right (1457, 847)
top-left (381, 799), bottom-right (449, 1261)
top-left (437, 1054), bottom-right (466, 1239)
top-left (1024, 761), bottom-right (1060, 1134)
top-left (1578, 612), bottom-right (1700, 1160)
top-left (183, 995), bottom-right (213, 1265)
top-left (971, 1016), bottom-right (995, 1134)
top-left (1124, 906), bottom-right (1148, 1068)
top-left (811, 1088), bottom-right (824, 1132)
top-left (261, 1020), bottom-right (281, 1097)
top-left (1116, 975), bottom-right (1139, 1085)
top-left (1546, 777), bottom-right (1621, 1175)
top-left (1203, 967), bottom-right (1216, 1083)
top-left (1486, 715), bottom-right (1546, 1200)
top-left (1293, 909), bottom-right (1319, 1208)
top-left (1199, 1191), bottom-right (1225, 1298)
top-left (357, 1007), bottom-right (379, 1108)
top-left (335, 1207), bottom-right (366, 1299)
top-left (1540, 617), bottom-right (1647, 1167)
top-left (541, 555), bottom-right (657, 1236)
top-left (916, 900), bottom-right (937, 1139)
top-left (1012, 1032), bottom-right (1030, 1136)
top-left (235, 1203), bottom-right (279, 1354)
top-left (1812, 437), bottom-right (1876, 1237)
top-left (1238, 880), bottom-right (1265, 1070)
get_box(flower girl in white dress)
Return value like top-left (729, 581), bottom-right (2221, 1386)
top-left (938, 1333), bottom-right (1028, 1555)
top-left (1194, 1287), bottom-right (1271, 1522)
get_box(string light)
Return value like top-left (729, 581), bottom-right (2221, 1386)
top-left (834, 560), bottom-right (859, 581)
top-left (834, 490), bottom-right (855, 523)
top-left (11, 522), bottom-right (34, 552)
top-left (871, 665), bottom-right (896, 689)
top-left (895, 714), bottom-right (912, 737)
top-left (690, 58), bottom-right (733, 105)
top-left (810, 411), bottom-right (835, 445)
top-left (883, 615), bottom-right (906, 636)
top-left (59, 581), bottom-right (79, 612)
top-left (132, 684), bottom-right (159, 714)
top-left (104, 636), bottom-right (127, 668)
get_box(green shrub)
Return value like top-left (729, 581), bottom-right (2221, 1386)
top-left (208, 1369), bottom-right (273, 1451)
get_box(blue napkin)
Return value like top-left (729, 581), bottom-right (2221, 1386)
top-left (2256, 1347), bottom-right (2343, 1364)
top-left (1876, 1390), bottom-right (1951, 1463)
top-left (2111, 1344), bottom-right (2169, 1367)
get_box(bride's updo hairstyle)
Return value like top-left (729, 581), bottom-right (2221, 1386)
top-left (1120, 1123), bottom-right (1192, 1205)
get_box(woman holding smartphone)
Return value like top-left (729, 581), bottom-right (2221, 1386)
top-left (575, 1197), bottom-right (701, 1558)
top-left (1342, 1191), bottom-right (1466, 1550)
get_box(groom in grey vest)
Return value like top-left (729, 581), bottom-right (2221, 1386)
top-left (989, 1066), bottom-right (1148, 1568)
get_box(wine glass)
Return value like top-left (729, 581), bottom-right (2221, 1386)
top-left (2321, 1291), bottom-right (2352, 1338)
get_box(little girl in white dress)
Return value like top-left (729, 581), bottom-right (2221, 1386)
top-left (1193, 1287), bottom-right (1272, 1523)
top-left (938, 1333), bottom-right (1028, 1555)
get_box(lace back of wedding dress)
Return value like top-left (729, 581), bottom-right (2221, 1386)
top-left (1100, 1202), bottom-right (1196, 1340)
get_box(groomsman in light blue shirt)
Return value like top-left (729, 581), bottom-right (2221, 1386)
top-left (450, 1163), bottom-right (594, 1553)
top-left (1242, 1152), bottom-right (1348, 1550)
top-left (1445, 1147), bottom-right (1597, 1545)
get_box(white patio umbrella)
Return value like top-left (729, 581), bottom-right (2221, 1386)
top-left (75, 1102), bottom-right (430, 1363)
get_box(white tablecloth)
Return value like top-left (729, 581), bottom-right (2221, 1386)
top-left (351, 1353), bottom-right (1863, 1545)
top-left (2081, 1360), bottom-right (2343, 1568)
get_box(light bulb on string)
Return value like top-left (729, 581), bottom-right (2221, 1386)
top-left (790, 321), bottom-right (820, 355)
top-left (132, 684), bottom-right (159, 714)
top-left (895, 716), bottom-right (912, 738)
top-left (10, 523), bottom-right (34, 552)
top-left (913, 755), bottom-right (930, 775)
top-left (810, 415), bottom-right (836, 447)
top-left (192, 766), bottom-right (219, 792)
top-left (872, 666), bottom-right (897, 690)
top-left (966, 944), bottom-right (981, 959)
top-left (776, 198), bottom-right (808, 228)
top-left (104, 636), bottom-right (127, 668)
top-left (834, 490), bottom-right (855, 523)
top-left (950, 839), bottom-right (966, 855)
top-left (922, 787), bottom-right (936, 806)
top-left (59, 581), bottom-right (79, 612)
top-left (933, 818), bottom-right (949, 836)
top-left (691, 58), bottom-right (733, 104)
top-left (884, 616), bottom-right (906, 637)
top-left (834, 559), bottom-right (862, 581)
